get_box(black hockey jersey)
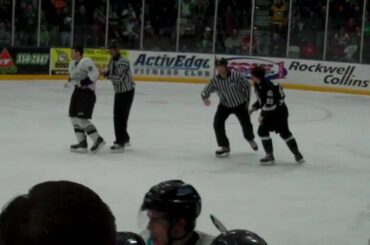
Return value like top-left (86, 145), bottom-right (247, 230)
top-left (252, 78), bottom-right (287, 118)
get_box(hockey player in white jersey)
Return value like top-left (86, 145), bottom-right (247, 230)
top-left (66, 45), bottom-right (105, 153)
top-left (139, 180), bottom-right (215, 245)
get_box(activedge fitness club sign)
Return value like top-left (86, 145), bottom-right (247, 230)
top-left (131, 51), bottom-right (213, 78)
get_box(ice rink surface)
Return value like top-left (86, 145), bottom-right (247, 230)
top-left (0, 80), bottom-right (369, 244)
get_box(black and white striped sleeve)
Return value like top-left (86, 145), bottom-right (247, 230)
top-left (238, 73), bottom-right (251, 104)
top-left (201, 77), bottom-right (216, 99)
top-left (108, 60), bottom-right (130, 81)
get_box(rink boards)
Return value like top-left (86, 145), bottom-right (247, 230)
top-left (0, 48), bottom-right (369, 96)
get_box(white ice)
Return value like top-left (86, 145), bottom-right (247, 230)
top-left (0, 80), bottom-right (369, 245)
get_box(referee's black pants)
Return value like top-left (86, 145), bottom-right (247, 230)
top-left (114, 89), bottom-right (135, 144)
top-left (214, 102), bottom-right (255, 148)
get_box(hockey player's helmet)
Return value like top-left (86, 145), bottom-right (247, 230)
top-left (250, 66), bottom-right (266, 80)
top-left (117, 232), bottom-right (145, 245)
top-left (215, 58), bottom-right (228, 67)
top-left (73, 45), bottom-right (84, 56)
top-left (211, 230), bottom-right (268, 245)
top-left (140, 180), bottom-right (201, 221)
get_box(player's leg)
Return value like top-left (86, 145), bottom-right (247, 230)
top-left (113, 93), bottom-right (124, 147)
top-left (258, 124), bottom-right (274, 165)
top-left (120, 89), bottom-right (135, 144)
top-left (110, 93), bottom-right (127, 152)
top-left (234, 104), bottom-right (258, 151)
top-left (69, 88), bottom-right (88, 153)
top-left (70, 117), bottom-right (88, 153)
top-left (278, 118), bottom-right (304, 163)
top-left (76, 90), bottom-right (105, 153)
top-left (213, 105), bottom-right (232, 156)
top-left (77, 118), bottom-right (105, 153)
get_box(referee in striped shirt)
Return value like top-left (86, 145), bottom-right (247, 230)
top-left (101, 40), bottom-right (135, 152)
top-left (202, 58), bottom-right (258, 156)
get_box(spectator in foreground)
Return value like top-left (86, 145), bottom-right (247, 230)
top-left (0, 181), bottom-right (117, 245)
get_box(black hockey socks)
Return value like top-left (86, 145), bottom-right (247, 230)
top-left (285, 137), bottom-right (300, 155)
top-left (261, 137), bottom-right (273, 155)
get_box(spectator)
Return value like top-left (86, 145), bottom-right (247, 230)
top-left (224, 29), bottom-right (242, 54)
top-left (74, 5), bottom-right (90, 46)
top-left (39, 24), bottom-right (50, 46)
top-left (181, 0), bottom-right (193, 19)
top-left (121, 8), bottom-right (139, 48)
top-left (345, 17), bottom-right (357, 33)
top-left (300, 41), bottom-right (318, 59)
top-left (333, 28), bottom-right (350, 47)
top-left (199, 26), bottom-right (213, 52)
top-left (92, 9), bottom-right (105, 47)
top-left (19, 3), bottom-right (37, 45)
top-left (0, 0), bottom-right (12, 22)
top-left (269, 32), bottom-right (285, 57)
top-left (60, 7), bottom-right (72, 47)
top-left (223, 6), bottom-right (236, 36)
top-left (0, 22), bottom-right (10, 45)
top-left (241, 31), bottom-right (256, 54)
top-left (0, 181), bottom-right (117, 245)
top-left (269, 0), bottom-right (288, 34)
top-left (343, 36), bottom-right (358, 61)
top-left (53, 0), bottom-right (65, 12)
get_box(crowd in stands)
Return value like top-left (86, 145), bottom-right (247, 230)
top-left (326, 0), bottom-right (364, 61)
top-left (109, 0), bottom-right (141, 49)
top-left (215, 0), bottom-right (252, 55)
top-left (1, 0), bottom-right (370, 63)
top-left (0, 0), bottom-right (12, 46)
top-left (142, 0), bottom-right (177, 51)
top-left (364, 4), bottom-right (370, 63)
top-left (177, 0), bottom-right (215, 53)
top-left (289, 0), bottom-right (327, 59)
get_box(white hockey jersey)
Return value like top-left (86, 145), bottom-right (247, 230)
top-left (68, 57), bottom-right (99, 90)
top-left (141, 230), bottom-right (215, 245)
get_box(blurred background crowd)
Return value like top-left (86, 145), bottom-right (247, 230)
top-left (1, 0), bottom-right (370, 63)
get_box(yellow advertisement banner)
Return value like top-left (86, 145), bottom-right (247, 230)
top-left (50, 48), bottom-right (128, 75)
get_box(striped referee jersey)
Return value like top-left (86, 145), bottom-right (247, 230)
top-left (107, 54), bottom-right (135, 93)
top-left (201, 71), bottom-right (251, 108)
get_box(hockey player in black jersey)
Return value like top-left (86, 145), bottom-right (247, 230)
top-left (249, 66), bottom-right (304, 165)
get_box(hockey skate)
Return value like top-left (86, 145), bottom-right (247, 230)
top-left (215, 147), bottom-right (230, 157)
top-left (91, 137), bottom-right (105, 153)
top-left (248, 140), bottom-right (258, 151)
top-left (295, 152), bottom-right (305, 164)
top-left (71, 140), bottom-right (88, 153)
top-left (260, 154), bottom-right (275, 166)
top-left (110, 142), bottom-right (125, 153)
